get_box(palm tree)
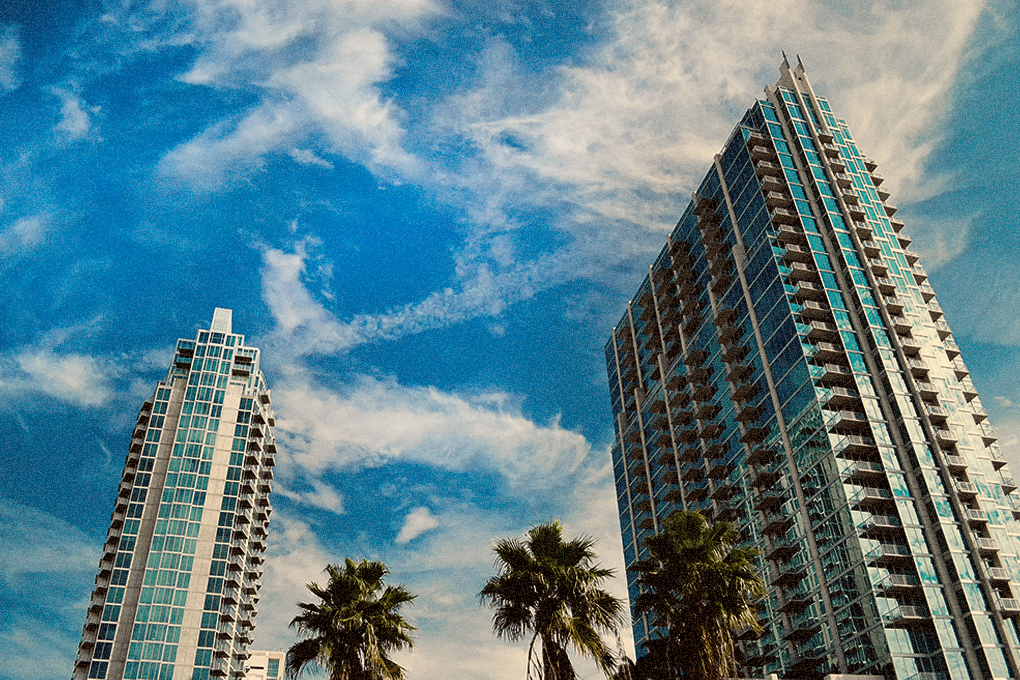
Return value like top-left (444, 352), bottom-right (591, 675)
top-left (631, 511), bottom-right (765, 680)
top-left (479, 521), bottom-right (625, 680)
top-left (286, 558), bottom-right (416, 680)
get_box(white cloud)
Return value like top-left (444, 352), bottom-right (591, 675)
top-left (396, 506), bottom-right (440, 544)
top-left (53, 89), bottom-right (96, 140)
top-left (0, 500), bottom-right (100, 583)
top-left (0, 214), bottom-right (48, 253)
top-left (0, 25), bottom-right (21, 93)
top-left (253, 465), bottom-right (630, 679)
top-left (0, 322), bottom-right (129, 409)
top-left (248, 366), bottom-right (632, 674)
top-left (288, 147), bottom-right (334, 168)
top-left (438, 0), bottom-right (986, 255)
top-left (159, 0), bottom-right (434, 187)
top-left (272, 372), bottom-right (590, 489)
top-left (0, 347), bottom-right (121, 407)
top-left (249, 1), bottom-right (990, 358)
top-left (905, 211), bottom-right (977, 270)
top-left (259, 241), bottom-right (568, 360)
top-left (0, 499), bottom-right (101, 680)
top-left (278, 477), bottom-right (345, 514)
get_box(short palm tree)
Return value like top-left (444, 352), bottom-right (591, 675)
top-left (631, 511), bottom-right (765, 680)
top-left (286, 558), bottom-right (416, 680)
top-left (480, 521), bottom-right (625, 680)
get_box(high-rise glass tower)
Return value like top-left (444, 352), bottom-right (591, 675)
top-left (606, 59), bottom-right (1020, 679)
top-left (73, 309), bottom-right (277, 680)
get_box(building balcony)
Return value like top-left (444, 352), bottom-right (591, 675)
top-left (840, 187), bottom-right (861, 206)
top-left (792, 280), bottom-right (826, 300)
top-left (866, 542), bottom-right (912, 563)
top-left (740, 426), bottom-right (770, 445)
top-left (884, 604), bottom-right (927, 628)
top-left (766, 536), bottom-right (800, 562)
top-left (726, 363), bottom-right (754, 385)
top-left (874, 276), bottom-right (896, 293)
top-left (955, 481), bottom-right (978, 498)
top-left (867, 257), bottom-right (889, 275)
top-left (840, 459), bottom-right (885, 483)
top-left (861, 239), bottom-right (881, 257)
top-left (760, 174), bottom-right (784, 192)
top-left (915, 380), bottom-right (938, 398)
top-left (806, 320), bottom-right (839, 341)
top-left (749, 144), bottom-right (779, 162)
top-left (788, 262), bottom-right (819, 283)
top-left (999, 598), bottom-right (1020, 617)
top-left (781, 243), bottom-right (812, 262)
top-left (755, 160), bottom-right (784, 178)
top-left (889, 314), bottom-right (912, 334)
top-left (764, 191), bottom-right (794, 210)
top-left (815, 362), bottom-right (854, 386)
top-left (833, 434), bottom-right (878, 456)
top-left (987, 567), bottom-right (1012, 583)
top-left (732, 381), bottom-right (760, 403)
top-left (944, 454), bottom-right (967, 472)
top-left (992, 449), bottom-right (1009, 470)
top-left (900, 336), bottom-right (922, 355)
top-left (934, 426), bottom-right (954, 446)
top-left (821, 141), bottom-right (841, 158)
top-left (966, 509), bottom-right (988, 525)
top-left (906, 357), bottom-right (928, 377)
top-left (826, 409), bottom-right (870, 434)
top-left (778, 591), bottom-right (813, 614)
top-left (682, 466), bottom-right (704, 482)
top-left (700, 423), bottom-right (725, 440)
top-left (811, 341), bottom-right (844, 363)
top-left (799, 300), bottom-right (830, 320)
top-left (762, 510), bottom-right (794, 535)
top-left (849, 485), bottom-right (893, 509)
top-left (782, 620), bottom-right (820, 642)
top-left (773, 210), bottom-right (802, 229)
top-left (849, 221), bottom-right (871, 240)
top-left (977, 537), bottom-right (999, 555)
top-left (748, 446), bottom-right (778, 465)
top-left (756, 488), bottom-right (787, 512)
top-left (774, 563), bottom-right (809, 588)
top-left (875, 573), bottom-right (922, 594)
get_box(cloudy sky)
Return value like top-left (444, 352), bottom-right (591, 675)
top-left (2, 0), bottom-right (1020, 678)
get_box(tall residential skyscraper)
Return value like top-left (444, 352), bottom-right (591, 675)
top-left (73, 309), bottom-right (277, 680)
top-left (606, 59), bottom-right (1020, 679)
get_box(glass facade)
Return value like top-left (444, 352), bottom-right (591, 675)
top-left (606, 59), bottom-right (1020, 679)
top-left (73, 309), bottom-right (276, 680)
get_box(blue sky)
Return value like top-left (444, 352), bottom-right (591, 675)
top-left (1, 0), bottom-right (1019, 678)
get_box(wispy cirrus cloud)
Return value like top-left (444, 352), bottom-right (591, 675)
top-left (158, 0), bottom-right (435, 188)
top-left (260, 241), bottom-right (563, 358)
top-left (249, 1), bottom-right (990, 357)
top-left (0, 214), bottom-right (49, 254)
top-left (0, 25), bottom-right (21, 93)
top-left (0, 499), bottom-right (100, 680)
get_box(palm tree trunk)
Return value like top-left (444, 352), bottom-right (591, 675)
top-left (540, 635), bottom-right (575, 680)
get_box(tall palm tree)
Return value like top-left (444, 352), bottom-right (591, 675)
top-left (286, 558), bottom-right (416, 680)
top-left (631, 511), bottom-right (765, 680)
top-left (480, 521), bottom-right (625, 680)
